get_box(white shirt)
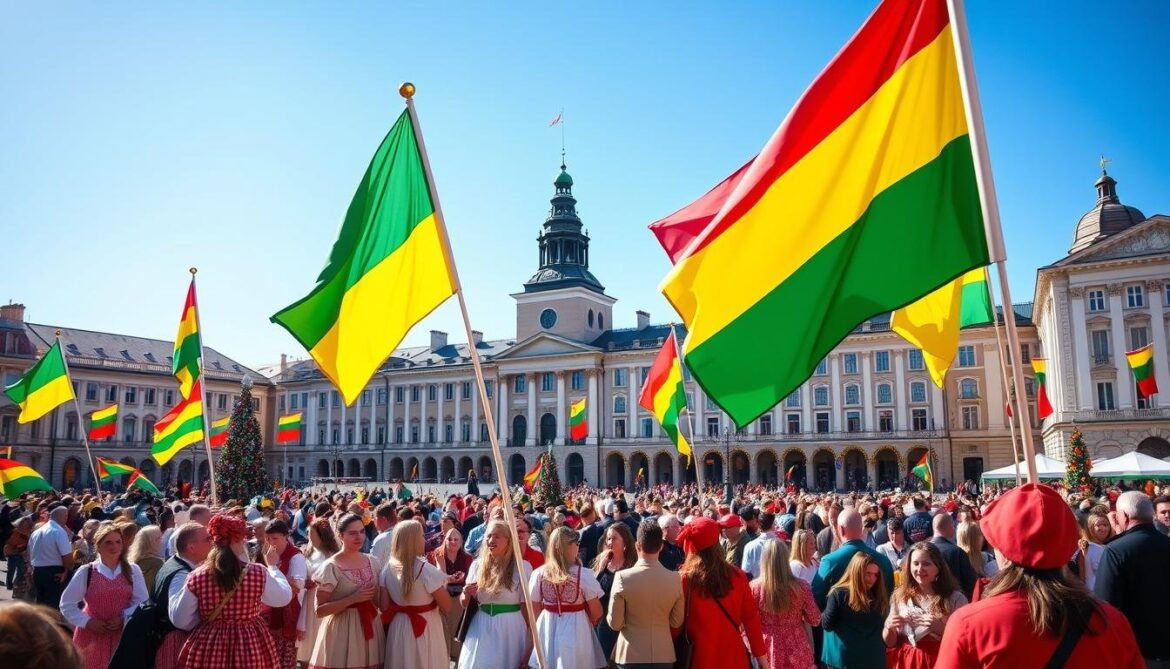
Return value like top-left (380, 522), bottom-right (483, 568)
top-left (790, 559), bottom-right (818, 584)
top-left (165, 557), bottom-right (197, 625)
top-left (741, 532), bottom-right (780, 579)
top-left (171, 563), bottom-right (292, 631)
top-left (370, 529), bottom-right (393, 572)
top-left (29, 519), bottom-right (73, 567)
top-left (161, 527), bottom-right (176, 559)
top-left (59, 561), bottom-right (149, 629)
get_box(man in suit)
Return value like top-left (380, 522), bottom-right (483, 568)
top-left (812, 509), bottom-right (894, 609)
top-left (930, 511), bottom-right (978, 599)
top-left (607, 519), bottom-right (685, 669)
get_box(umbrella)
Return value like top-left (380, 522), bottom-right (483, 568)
top-left (980, 454), bottom-right (1068, 481)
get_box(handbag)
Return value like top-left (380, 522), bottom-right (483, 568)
top-left (673, 580), bottom-right (694, 669)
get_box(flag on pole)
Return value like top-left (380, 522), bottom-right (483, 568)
top-left (549, 111), bottom-right (563, 127)
top-left (654, 0), bottom-right (987, 427)
top-left (409, 463), bottom-right (418, 482)
top-left (1126, 345), bottom-right (1159, 398)
top-left (95, 457), bottom-right (135, 480)
top-left (568, 400), bottom-right (587, 442)
top-left (635, 467), bottom-right (645, 483)
top-left (785, 464), bottom-right (797, 480)
top-left (637, 328), bottom-right (692, 460)
top-left (173, 280), bottom-right (203, 400)
top-left (208, 416), bottom-right (230, 447)
top-left (276, 413), bottom-right (303, 444)
top-left (0, 459), bottom-right (53, 496)
top-left (912, 452), bottom-right (934, 492)
top-left (1032, 359), bottom-right (1054, 419)
top-left (89, 404), bottom-right (119, 441)
top-left (272, 109), bottom-right (457, 406)
top-left (892, 267), bottom-right (995, 387)
top-left (523, 456), bottom-right (543, 492)
top-left (127, 470), bottom-right (161, 496)
top-left (4, 340), bottom-right (74, 423)
top-left (153, 378), bottom-right (205, 465)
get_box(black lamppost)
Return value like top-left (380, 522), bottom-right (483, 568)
top-left (718, 426), bottom-right (743, 503)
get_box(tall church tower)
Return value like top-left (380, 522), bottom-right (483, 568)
top-left (513, 160), bottom-right (615, 342)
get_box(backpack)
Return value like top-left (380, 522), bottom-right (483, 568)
top-left (108, 563), bottom-right (191, 669)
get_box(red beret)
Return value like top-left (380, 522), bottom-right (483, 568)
top-left (677, 517), bottom-right (721, 554)
top-left (718, 513), bottom-right (744, 529)
top-left (981, 483), bottom-right (1078, 570)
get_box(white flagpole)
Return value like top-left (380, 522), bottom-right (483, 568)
top-left (984, 267), bottom-right (1023, 486)
top-left (188, 269), bottom-right (220, 505)
top-left (671, 323), bottom-right (705, 496)
top-left (947, 0), bottom-right (1039, 483)
top-left (57, 331), bottom-right (102, 496)
top-left (401, 83), bottom-right (548, 669)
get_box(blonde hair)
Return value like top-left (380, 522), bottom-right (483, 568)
top-left (542, 527), bottom-right (578, 586)
top-left (388, 520), bottom-right (425, 598)
top-left (829, 551), bottom-right (888, 614)
top-left (955, 521), bottom-right (986, 575)
top-left (128, 525), bottom-right (162, 564)
top-left (93, 522), bottom-right (133, 584)
top-left (791, 529), bottom-right (816, 566)
top-left (756, 540), bottom-right (799, 613)
top-left (476, 520), bottom-right (518, 594)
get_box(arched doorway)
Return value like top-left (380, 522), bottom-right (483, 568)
top-left (812, 449), bottom-right (835, 491)
top-left (731, 450), bottom-right (750, 485)
top-left (512, 415), bottom-right (527, 446)
top-left (704, 452), bottom-right (724, 485)
top-left (348, 458), bottom-right (361, 478)
top-left (317, 460), bottom-right (330, 478)
top-left (405, 457), bottom-right (420, 482)
top-left (179, 460), bottom-right (193, 483)
top-left (389, 458), bottom-right (404, 481)
top-left (678, 455), bottom-right (696, 484)
top-left (198, 461), bottom-right (209, 484)
top-left (566, 453), bottom-right (585, 486)
top-left (756, 451), bottom-right (778, 486)
top-left (540, 413), bottom-right (556, 446)
top-left (655, 452), bottom-right (674, 484)
top-left (440, 457), bottom-right (455, 482)
top-left (906, 447), bottom-right (929, 487)
top-left (477, 456), bottom-right (493, 482)
top-left (161, 462), bottom-right (174, 485)
top-left (139, 459), bottom-right (156, 482)
top-left (1137, 436), bottom-right (1170, 459)
top-left (422, 457), bottom-right (437, 482)
top-left (334, 459), bottom-right (345, 479)
top-left (509, 453), bottom-right (526, 486)
top-left (458, 456), bottom-right (474, 480)
top-left (605, 453), bottom-right (625, 488)
top-left (364, 458), bottom-right (378, 480)
top-left (62, 457), bottom-right (81, 489)
top-left (630, 452), bottom-right (649, 488)
top-left (875, 449), bottom-right (900, 489)
top-left (783, 449), bottom-right (808, 488)
top-left (843, 448), bottom-right (867, 490)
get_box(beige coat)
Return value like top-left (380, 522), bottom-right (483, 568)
top-left (606, 557), bottom-right (685, 664)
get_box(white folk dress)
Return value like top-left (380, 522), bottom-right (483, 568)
top-left (456, 558), bottom-right (533, 669)
top-left (527, 564), bottom-right (607, 669)
top-left (297, 549), bottom-right (331, 665)
top-left (382, 557), bottom-right (447, 669)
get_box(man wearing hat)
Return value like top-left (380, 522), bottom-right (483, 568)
top-left (718, 513), bottom-right (750, 568)
top-left (936, 484), bottom-right (1142, 668)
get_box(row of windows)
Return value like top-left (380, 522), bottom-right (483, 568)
top-left (1090, 325), bottom-right (1155, 363)
top-left (309, 420), bottom-right (494, 445)
top-left (75, 381), bottom-right (257, 414)
top-left (1084, 283), bottom-right (1170, 313)
top-left (299, 380), bottom-right (499, 412)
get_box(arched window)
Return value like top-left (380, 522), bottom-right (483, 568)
top-left (959, 378), bottom-right (979, 399)
top-left (123, 417), bottom-right (137, 442)
top-left (910, 381), bottom-right (927, 403)
top-left (877, 383), bottom-right (892, 404)
top-left (814, 386), bottom-right (829, 406)
top-left (844, 384), bottom-right (860, 405)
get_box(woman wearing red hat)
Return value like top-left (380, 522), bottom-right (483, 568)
top-left (677, 517), bottom-right (769, 669)
top-left (936, 484), bottom-right (1143, 668)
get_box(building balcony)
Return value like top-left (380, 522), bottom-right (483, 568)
top-left (1050, 408), bottom-right (1170, 423)
top-left (1092, 353), bottom-right (1113, 366)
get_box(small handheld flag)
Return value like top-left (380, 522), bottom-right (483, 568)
top-left (785, 464), bottom-right (797, 480)
top-left (95, 457), bottom-right (135, 481)
top-left (638, 328), bottom-right (692, 460)
top-left (127, 470), bottom-right (161, 496)
top-left (89, 404), bottom-right (119, 441)
top-left (1032, 359), bottom-right (1054, 419)
top-left (912, 452), bottom-right (934, 493)
top-left (523, 455), bottom-right (544, 493)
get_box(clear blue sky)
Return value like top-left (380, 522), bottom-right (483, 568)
top-left (2, 2), bottom-right (1167, 369)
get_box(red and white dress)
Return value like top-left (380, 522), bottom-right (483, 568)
top-left (264, 543), bottom-right (308, 669)
top-left (59, 561), bottom-right (148, 669)
top-left (527, 564), bottom-right (607, 669)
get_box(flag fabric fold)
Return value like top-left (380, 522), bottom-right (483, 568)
top-left (912, 452), bottom-right (934, 491)
top-left (1126, 345), bottom-right (1159, 398)
top-left (153, 379), bottom-right (205, 465)
top-left (785, 464), bottom-right (797, 480)
top-left (128, 470), bottom-right (161, 496)
top-left (4, 340), bottom-right (74, 424)
top-left (891, 268), bottom-right (995, 388)
top-left (95, 457), bottom-right (135, 480)
top-left (655, 0), bottom-right (988, 427)
top-left (271, 108), bottom-right (457, 405)
top-left (89, 404), bottom-right (119, 441)
top-left (637, 329), bottom-right (692, 460)
top-left (568, 400), bottom-right (587, 442)
top-left (0, 459), bottom-right (53, 496)
top-left (1032, 359), bottom-right (1054, 419)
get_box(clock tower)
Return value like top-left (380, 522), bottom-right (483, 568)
top-left (513, 160), bottom-right (615, 342)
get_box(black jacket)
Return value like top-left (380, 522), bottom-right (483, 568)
top-left (1094, 523), bottom-right (1170, 659)
top-left (580, 521), bottom-right (606, 568)
top-left (930, 535), bottom-right (977, 599)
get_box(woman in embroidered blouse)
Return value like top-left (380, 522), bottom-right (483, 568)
top-left (883, 541), bottom-right (967, 669)
top-left (429, 526), bottom-right (473, 661)
top-left (309, 513), bottom-right (385, 669)
top-left (527, 526), bottom-right (607, 669)
top-left (59, 521), bottom-right (149, 669)
top-left (379, 520), bottom-right (451, 669)
top-left (752, 540), bottom-right (820, 669)
top-left (458, 519), bottom-right (535, 669)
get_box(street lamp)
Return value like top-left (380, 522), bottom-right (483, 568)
top-left (716, 426), bottom-right (743, 503)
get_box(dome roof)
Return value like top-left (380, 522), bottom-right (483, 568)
top-left (1069, 172), bottom-right (1145, 254)
top-left (555, 168), bottom-right (573, 187)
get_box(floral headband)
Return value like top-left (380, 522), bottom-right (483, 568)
top-left (208, 513), bottom-right (247, 546)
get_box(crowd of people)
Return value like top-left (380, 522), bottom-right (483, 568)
top-left (0, 474), bottom-right (1168, 669)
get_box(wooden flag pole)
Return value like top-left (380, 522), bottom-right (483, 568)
top-left (983, 267), bottom-right (1023, 486)
top-left (58, 331), bottom-right (102, 496)
top-left (189, 269), bottom-right (220, 506)
top-left (401, 83), bottom-right (548, 669)
top-left (672, 323), bottom-right (706, 497)
top-left (947, 0), bottom-right (1039, 483)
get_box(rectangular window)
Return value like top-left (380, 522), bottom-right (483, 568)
top-left (706, 416), bottom-right (720, 437)
top-left (786, 413), bottom-right (801, 434)
top-left (846, 410), bottom-right (861, 432)
top-left (1165, 284), bottom-right (1170, 308)
top-left (411, 386), bottom-right (420, 402)
top-left (1130, 326), bottom-right (1149, 350)
top-left (571, 371), bottom-right (585, 391)
top-left (1020, 343), bottom-right (1031, 363)
top-left (85, 382), bottom-right (98, 401)
top-left (614, 419), bottom-right (626, 439)
top-left (1091, 330), bottom-right (1111, 364)
top-left (640, 418), bottom-right (654, 438)
top-left (1096, 382), bottom-right (1115, 410)
top-left (332, 427), bottom-right (340, 444)
top-left (361, 390), bottom-right (371, 407)
top-left (444, 383), bottom-right (454, 401)
top-left (461, 421), bottom-right (471, 442)
top-left (290, 393), bottom-right (300, 410)
top-left (541, 373), bottom-right (554, 392)
top-left (843, 353), bottom-right (858, 374)
top-left (957, 345), bottom-right (976, 367)
top-left (912, 408), bottom-right (928, 431)
top-left (962, 406), bottom-right (980, 430)
top-left (785, 391), bottom-right (800, 408)
top-left (640, 367), bottom-right (651, 386)
top-left (462, 382), bottom-right (471, 400)
top-left (1127, 284), bottom-right (1144, 308)
top-left (427, 385), bottom-right (437, 401)
top-left (124, 387), bottom-right (137, 404)
top-left (613, 396), bottom-right (627, 414)
top-left (361, 427), bottom-right (369, 444)
top-left (395, 387), bottom-right (405, 403)
top-left (218, 394), bottom-right (228, 410)
top-left (614, 368), bottom-right (627, 387)
top-left (815, 412), bottom-right (830, 434)
top-left (411, 426), bottom-right (420, 443)
top-left (814, 386), bottom-right (829, 406)
top-left (844, 385), bottom-right (859, 405)
top-left (165, 389), bottom-right (174, 406)
top-left (144, 388), bottom-right (156, 405)
top-left (908, 349), bottom-right (925, 371)
top-left (759, 415), bottom-right (772, 436)
top-left (874, 351), bottom-right (890, 373)
top-left (376, 388), bottom-right (387, 405)
top-left (279, 396), bottom-right (286, 413)
top-left (514, 375), bottom-right (526, 393)
top-left (106, 385), bottom-right (119, 402)
top-left (1025, 378), bottom-right (1035, 397)
top-left (377, 426), bottom-right (386, 444)
top-left (879, 410), bottom-right (894, 432)
top-left (319, 392), bottom-right (327, 408)
top-left (706, 395), bottom-right (719, 411)
top-left (1088, 289), bottom-right (1106, 312)
top-left (395, 426), bottom-right (404, 444)
top-left (485, 380), bottom-right (494, 398)
top-left (332, 391), bottom-right (341, 407)
top-left (815, 359), bottom-right (828, 375)
top-left (910, 382), bottom-right (927, 403)
top-left (877, 384), bottom-right (892, 404)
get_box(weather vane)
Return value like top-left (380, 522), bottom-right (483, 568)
top-left (1099, 154), bottom-right (1111, 174)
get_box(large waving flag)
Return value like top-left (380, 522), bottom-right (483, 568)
top-left (637, 328), bottom-right (692, 461)
top-left (89, 404), bottom-right (119, 441)
top-left (153, 378), bottom-right (205, 465)
top-left (655, 0), bottom-right (988, 426)
top-left (912, 452), bottom-right (934, 492)
top-left (276, 412), bottom-right (303, 444)
top-left (173, 280), bottom-right (203, 400)
top-left (1032, 359), bottom-right (1054, 419)
top-left (0, 459), bottom-right (53, 496)
top-left (4, 340), bottom-right (74, 424)
top-left (272, 109), bottom-right (457, 405)
top-left (891, 267), bottom-right (995, 387)
top-left (95, 457), bottom-right (135, 480)
top-left (1126, 345), bottom-right (1159, 398)
top-left (127, 470), bottom-right (161, 496)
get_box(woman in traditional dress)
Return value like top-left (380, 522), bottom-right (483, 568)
top-left (171, 513), bottom-right (293, 669)
top-left (458, 519), bottom-right (535, 669)
top-left (752, 540), bottom-right (820, 669)
top-left (592, 522), bottom-right (636, 662)
top-left (59, 521), bottom-right (148, 669)
top-left (429, 526), bottom-right (473, 661)
top-left (262, 519), bottom-right (307, 669)
top-left (380, 520), bottom-right (451, 669)
top-left (299, 518), bottom-right (340, 666)
top-left (309, 513), bottom-right (385, 669)
top-left (527, 526), bottom-right (607, 669)
top-left (883, 541), bottom-right (966, 669)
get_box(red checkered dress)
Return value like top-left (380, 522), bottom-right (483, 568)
top-left (178, 563), bottom-right (279, 669)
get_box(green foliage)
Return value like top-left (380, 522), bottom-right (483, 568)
top-left (1065, 428), bottom-right (1093, 492)
top-left (215, 379), bottom-right (267, 501)
top-left (535, 452), bottom-right (564, 508)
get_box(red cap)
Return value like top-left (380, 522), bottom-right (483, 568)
top-left (677, 517), bottom-right (721, 554)
top-left (718, 513), bottom-right (744, 529)
top-left (981, 483), bottom-right (1079, 570)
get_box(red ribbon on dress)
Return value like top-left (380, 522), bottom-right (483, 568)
top-left (380, 600), bottom-right (438, 636)
top-left (347, 600), bottom-right (379, 640)
top-left (543, 601), bottom-right (586, 615)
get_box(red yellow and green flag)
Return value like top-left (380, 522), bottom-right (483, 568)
top-left (637, 328), bottom-right (691, 460)
top-left (153, 378), bottom-right (205, 465)
top-left (1126, 345), bottom-right (1159, 398)
top-left (173, 279), bottom-right (203, 400)
top-left (89, 404), bottom-right (119, 441)
top-left (409, 463), bottom-right (419, 482)
top-left (95, 457), bottom-right (136, 480)
top-left (654, 0), bottom-right (988, 426)
top-left (892, 267), bottom-right (996, 387)
top-left (208, 416), bottom-right (230, 447)
top-left (912, 452), bottom-right (934, 492)
top-left (523, 455), bottom-right (543, 493)
top-left (785, 464), bottom-right (797, 480)
top-left (276, 412), bottom-right (303, 444)
top-left (272, 108), bottom-right (457, 406)
top-left (1032, 358), bottom-right (1054, 419)
top-left (4, 340), bottom-right (74, 424)
top-left (0, 458), bottom-right (53, 496)
top-left (568, 400), bottom-right (587, 442)
top-left (127, 470), bottom-right (161, 496)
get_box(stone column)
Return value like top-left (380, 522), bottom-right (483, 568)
top-left (866, 457), bottom-right (878, 489)
top-left (830, 355), bottom-right (842, 432)
top-left (308, 387), bottom-right (319, 446)
top-left (341, 397), bottom-right (348, 445)
top-left (1068, 287), bottom-right (1093, 411)
top-left (1146, 280), bottom-right (1170, 408)
top-left (437, 381), bottom-right (445, 443)
top-left (471, 378), bottom-right (480, 444)
top-left (861, 352), bottom-right (873, 431)
top-left (387, 384), bottom-right (395, 444)
top-left (801, 383), bottom-right (812, 435)
top-left (403, 385), bottom-right (412, 443)
top-left (894, 352), bottom-right (908, 430)
top-left (555, 371), bottom-right (567, 446)
top-left (587, 369), bottom-right (599, 445)
top-left (931, 383), bottom-right (944, 432)
top-left (420, 384), bottom-right (429, 442)
top-left (835, 457), bottom-right (846, 490)
top-left (1107, 284), bottom-right (1133, 409)
top-left (526, 374), bottom-right (537, 447)
top-left (497, 376), bottom-right (509, 442)
top-left (326, 390), bottom-right (333, 444)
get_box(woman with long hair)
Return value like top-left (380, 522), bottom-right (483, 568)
top-left (591, 521), bottom-right (636, 661)
top-left (59, 521), bottom-right (148, 669)
top-left (171, 513), bottom-right (293, 668)
top-left (298, 518), bottom-right (340, 667)
top-left (308, 513), bottom-right (385, 669)
top-left (429, 526), bottom-right (473, 661)
top-left (751, 540), bottom-right (819, 669)
top-left (678, 517), bottom-right (769, 669)
top-left (129, 525), bottom-right (165, 592)
top-left (458, 519), bottom-right (535, 669)
top-left (938, 484), bottom-right (1143, 667)
top-left (528, 526), bottom-right (607, 668)
top-left (380, 520), bottom-right (451, 669)
top-left (883, 542), bottom-right (966, 669)
top-left (821, 552), bottom-right (888, 669)
top-left (1075, 511), bottom-right (1112, 590)
top-left (955, 521), bottom-right (997, 579)
top-left (261, 519), bottom-right (307, 669)
top-left (789, 529), bottom-right (819, 584)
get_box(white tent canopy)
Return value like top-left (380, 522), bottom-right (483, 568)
top-left (1089, 451), bottom-right (1170, 480)
top-left (980, 454), bottom-right (1067, 481)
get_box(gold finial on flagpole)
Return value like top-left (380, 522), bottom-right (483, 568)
top-left (189, 267), bottom-right (198, 275)
top-left (399, 82), bottom-right (416, 100)
top-left (55, 329), bottom-right (62, 337)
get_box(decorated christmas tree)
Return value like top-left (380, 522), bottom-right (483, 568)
top-left (534, 452), bottom-right (564, 508)
top-left (1065, 427), bottom-right (1093, 492)
top-left (215, 377), bottom-right (267, 501)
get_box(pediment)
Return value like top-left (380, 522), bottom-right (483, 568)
top-left (1058, 217), bottom-right (1170, 266)
top-left (491, 332), bottom-right (599, 360)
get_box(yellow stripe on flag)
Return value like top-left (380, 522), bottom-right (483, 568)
top-left (278, 412), bottom-right (303, 427)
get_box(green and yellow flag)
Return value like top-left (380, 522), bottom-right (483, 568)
top-left (272, 108), bottom-right (457, 405)
top-left (891, 267), bottom-right (995, 387)
top-left (173, 279), bottom-right (202, 400)
top-left (153, 378), bottom-right (204, 465)
top-left (4, 340), bottom-right (74, 423)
